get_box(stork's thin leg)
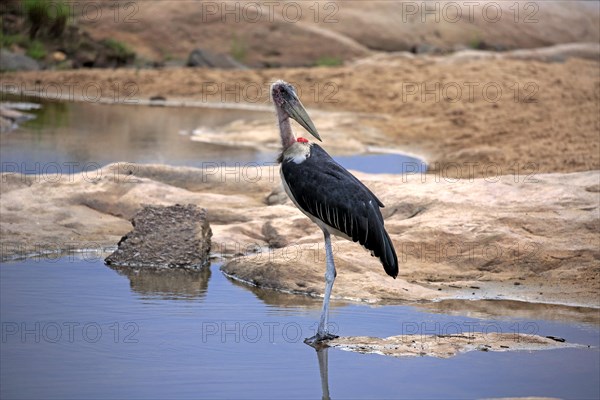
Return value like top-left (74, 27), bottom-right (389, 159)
top-left (305, 230), bottom-right (339, 346)
top-left (318, 230), bottom-right (336, 336)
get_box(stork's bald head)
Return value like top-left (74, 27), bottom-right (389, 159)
top-left (271, 80), bottom-right (321, 142)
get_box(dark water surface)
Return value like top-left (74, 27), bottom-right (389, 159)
top-left (1, 257), bottom-right (598, 399)
top-left (0, 98), bottom-right (425, 175)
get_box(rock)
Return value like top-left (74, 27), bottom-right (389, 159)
top-left (105, 204), bottom-right (212, 269)
top-left (261, 221), bottom-right (288, 249)
top-left (61, 28), bottom-right (135, 68)
top-left (0, 117), bottom-right (14, 134)
top-left (0, 105), bottom-right (35, 123)
top-left (162, 60), bottom-right (186, 68)
top-left (51, 51), bottom-right (67, 63)
top-left (0, 103), bottom-right (37, 133)
top-left (0, 102), bottom-right (41, 111)
top-left (410, 43), bottom-right (442, 54)
top-left (187, 48), bottom-right (246, 69)
top-left (149, 96), bottom-right (167, 106)
top-left (327, 333), bottom-right (579, 358)
top-left (265, 187), bottom-right (289, 206)
top-left (586, 184), bottom-right (600, 193)
top-left (0, 49), bottom-right (40, 71)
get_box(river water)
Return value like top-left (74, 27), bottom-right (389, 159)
top-left (0, 97), bottom-right (426, 175)
top-left (1, 256), bottom-right (598, 399)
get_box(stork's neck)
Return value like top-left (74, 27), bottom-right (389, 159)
top-left (276, 107), bottom-right (296, 149)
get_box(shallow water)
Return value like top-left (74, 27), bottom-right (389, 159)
top-left (0, 98), bottom-right (425, 175)
top-left (1, 257), bottom-right (598, 399)
top-left (1, 97), bottom-right (274, 171)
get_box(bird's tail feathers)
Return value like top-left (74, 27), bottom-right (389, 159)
top-left (380, 230), bottom-right (398, 278)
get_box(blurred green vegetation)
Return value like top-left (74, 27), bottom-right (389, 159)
top-left (25, 39), bottom-right (46, 59)
top-left (102, 38), bottom-right (136, 65)
top-left (26, 99), bottom-right (69, 132)
top-left (314, 56), bottom-right (343, 67)
top-left (231, 35), bottom-right (247, 62)
top-left (1, 0), bottom-right (66, 63)
top-left (469, 34), bottom-right (483, 49)
top-left (24, 0), bottom-right (69, 39)
top-left (103, 38), bottom-right (134, 58)
top-left (0, 32), bottom-right (30, 48)
top-left (1, 93), bottom-right (70, 133)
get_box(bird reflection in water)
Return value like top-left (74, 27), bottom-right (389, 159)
top-left (316, 347), bottom-right (332, 400)
top-left (227, 273), bottom-right (336, 398)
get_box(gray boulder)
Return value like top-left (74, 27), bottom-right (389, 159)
top-left (0, 49), bottom-right (40, 71)
top-left (0, 103), bottom-right (38, 133)
top-left (105, 204), bottom-right (212, 269)
top-left (187, 48), bottom-right (245, 69)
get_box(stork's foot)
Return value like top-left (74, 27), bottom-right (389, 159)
top-left (304, 333), bottom-right (339, 348)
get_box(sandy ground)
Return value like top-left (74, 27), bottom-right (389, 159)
top-left (2, 47), bottom-right (599, 175)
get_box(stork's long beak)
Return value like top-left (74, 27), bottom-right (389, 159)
top-left (283, 94), bottom-right (322, 142)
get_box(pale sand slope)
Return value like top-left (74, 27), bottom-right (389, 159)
top-left (2, 164), bottom-right (598, 307)
top-left (75, 1), bottom-right (599, 66)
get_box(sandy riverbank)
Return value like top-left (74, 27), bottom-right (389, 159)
top-left (3, 48), bottom-right (599, 175)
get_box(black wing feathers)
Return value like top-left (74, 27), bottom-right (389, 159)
top-left (281, 144), bottom-right (398, 278)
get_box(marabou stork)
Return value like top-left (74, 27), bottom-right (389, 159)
top-left (271, 80), bottom-right (398, 344)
